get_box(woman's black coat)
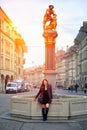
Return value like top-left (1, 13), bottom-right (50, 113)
top-left (35, 84), bottom-right (53, 103)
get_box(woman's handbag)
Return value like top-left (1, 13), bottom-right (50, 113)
top-left (38, 93), bottom-right (43, 103)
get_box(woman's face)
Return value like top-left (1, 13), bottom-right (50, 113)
top-left (43, 80), bottom-right (48, 86)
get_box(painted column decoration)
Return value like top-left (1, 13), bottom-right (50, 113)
top-left (43, 5), bottom-right (58, 88)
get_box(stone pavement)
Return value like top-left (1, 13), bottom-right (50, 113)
top-left (0, 113), bottom-right (87, 130)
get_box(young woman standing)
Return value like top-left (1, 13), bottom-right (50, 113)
top-left (34, 79), bottom-right (53, 121)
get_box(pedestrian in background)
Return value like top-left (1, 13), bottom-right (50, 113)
top-left (74, 83), bottom-right (79, 93)
top-left (84, 83), bottom-right (87, 94)
top-left (34, 79), bottom-right (53, 121)
top-left (68, 84), bottom-right (73, 93)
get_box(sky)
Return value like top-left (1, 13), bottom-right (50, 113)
top-left (0, 0), bottom-right (87, 68)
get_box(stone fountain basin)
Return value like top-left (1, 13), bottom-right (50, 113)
top-left (10, 94), bottom-right (87, 119)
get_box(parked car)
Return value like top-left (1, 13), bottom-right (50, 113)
top-left (21, 82), bottom-right (30, 92)
top-left (14, 81), bottom-right (22, 93)
top-left (6, 82), bottom-right (18, 93)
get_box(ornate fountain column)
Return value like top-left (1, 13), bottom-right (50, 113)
top-left (43, 5), bottom-right (58, 88)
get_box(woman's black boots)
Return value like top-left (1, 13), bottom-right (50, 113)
top-left (45, 108), bottom-right (49, 120)
top-left (42, 108), bottom-right (45, 121)
top-left (42, 108), bottom-right (49, 121)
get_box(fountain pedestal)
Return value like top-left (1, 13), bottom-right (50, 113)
top-left (43, 30), bottom-right (57, 88)
top-left (10, 94), bottom-right (87, 120)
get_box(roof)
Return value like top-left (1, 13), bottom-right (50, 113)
top-left (74, 21), bottom-right (87, 43)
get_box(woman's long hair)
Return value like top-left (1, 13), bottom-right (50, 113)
top-left (41, 79), bottom-right (49, 87)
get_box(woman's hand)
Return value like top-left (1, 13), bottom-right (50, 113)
top-left (34, 97), bottom-right (36, 102)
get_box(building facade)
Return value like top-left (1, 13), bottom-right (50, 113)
top-left (56, 46), bottom-right (78, 88)
top-left (23, 65), bottom-right (44, 87)
top-left (0, 7), bottom-right (27, 82)
top-left (56, 50), bottom-right (66, 87)
top-left (56, 22), bottom-right (87, 88)
top-left (74, 21), bottom-right (87, 85)
top-left (64, 45), bottom-right (78, 87)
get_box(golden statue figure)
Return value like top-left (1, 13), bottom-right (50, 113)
top-left (43, 5), bottom-right (57, 31)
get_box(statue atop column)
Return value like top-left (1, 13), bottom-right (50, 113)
top-left (43, 5), bottom-right (57, 31)
top-left (43, 5), bottom-right (58, 88)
